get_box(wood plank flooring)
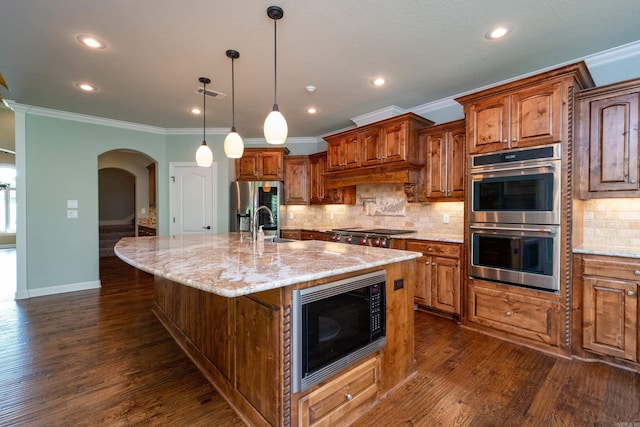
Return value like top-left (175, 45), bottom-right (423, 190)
top-left (1, 256), bottom-right (639, 426)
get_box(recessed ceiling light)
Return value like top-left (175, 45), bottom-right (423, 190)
top-left (371, 77), bottom-right (387, 87)
top-left (305, 85), bottom-right (316, 93)
top-left (485, 25), bottom-right (512, 40)
top-left (77, 34), bottom-right (106, 49)
top-left (76, 82), bottom-right (97, 92)
top-left (306, 107), bottom-right (318, 114)
top-left (190, 107), bottom-right (202, 115)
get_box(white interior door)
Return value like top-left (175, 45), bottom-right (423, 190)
top-left (170, 162), bottom-right (216, 235)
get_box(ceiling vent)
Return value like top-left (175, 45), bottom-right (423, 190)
top-left (195, 86), bottom-right (227, 100)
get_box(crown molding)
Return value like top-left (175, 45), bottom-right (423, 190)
top-left (584, 39), bottom-right (640, 67)
top-left (165, 127), bottom-right (229, 136)
top-left (351, 105), bottom-right (407, 127)
top-left (243, 137), bottom-right (320, 145)
top-left (410, 97), bottom-right (459, 117)
top-left (4, 101), bottom-right (166, 134)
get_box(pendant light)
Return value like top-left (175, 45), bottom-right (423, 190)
top-left (195, 77), bottom-right (214, 167)
top-left (263, 5), bottom-right (288, 145)
top-left (224, 50), bottom-right (245, 158)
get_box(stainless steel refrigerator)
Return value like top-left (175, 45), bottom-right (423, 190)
top-left (230, 181), bottom-right (282, 238)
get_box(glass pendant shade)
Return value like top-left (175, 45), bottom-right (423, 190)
top-left (264, 108), bottom-right (288, 145)
top-left (224, 129), bottom-right (244, 158)
top-left (196, 141), bottom-right (213, 167)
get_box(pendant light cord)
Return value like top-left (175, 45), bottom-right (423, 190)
top-left (202, 80), bottom-right (207, 141)
top-left (231, 58), bottom-right (236, 130)
top-left (273, 18), bottom-right (278, 108)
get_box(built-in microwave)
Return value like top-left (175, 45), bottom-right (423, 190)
top-left (469, 144), bottom-right (561, 225)
top-left (292, 270), bottom-right (386, 393)
top-left (469, 223), bottom-right (560, 292)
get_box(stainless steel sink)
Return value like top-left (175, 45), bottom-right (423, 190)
top-left (264, 237), bottom-right (296, 244)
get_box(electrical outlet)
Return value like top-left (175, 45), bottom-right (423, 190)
top-left (394, 278), bottom-right (404, 290)
top-left (67, 209), bottom-right (78, 219)
top-left (443, 214), bottom-right (450, 224)
top-left (330, 212), bottom-right (335, 220)
top-left (289, 212), bottom-right (294, 220)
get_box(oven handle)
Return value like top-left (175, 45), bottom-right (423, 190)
top-left (470, 225), bottom-right (557, 235)
top-left (470, 163), bottom-right (556, 175)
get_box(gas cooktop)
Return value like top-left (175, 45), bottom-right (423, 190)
top-left (332, 228), bottom-right (416, 235)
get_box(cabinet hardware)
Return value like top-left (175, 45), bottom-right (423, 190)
top-left (628, 291), bottom-right (636, 297)
top-left (345, 393), bottom-right (353, 401)
top-left (505, 311), bottom-right (512, 317)
top-left (432, 262), bottom-right (436, 266)
top-left (427, 247), bottom-right (432, 251)
top-left (502, 139), bottom-right (508, 143)
top-left (631, 179), bottom-right (637, 184)
top-left (512, 137), bottom-right (517, 142)
top-left (635, 270), bottom-right (640, 276)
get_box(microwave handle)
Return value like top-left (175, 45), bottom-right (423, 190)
top-left (471, 163), bottom-right (555, 175)
top-left (470, 225), bottom-right (557, 235)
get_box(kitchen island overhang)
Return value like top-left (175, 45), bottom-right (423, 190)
top-left (115, 233), bottom-right (420, 427)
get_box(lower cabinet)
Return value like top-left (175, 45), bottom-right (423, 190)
top-left (468, 279), bottom-right (561, 347)
top-left (406, 240), bottom-right (461, 315)
top-left (298, 356), bottom-right (380, 427)
top-left (281, 229), bottom-right (327, 241)
top-left (578, 254), bottom-right (639, 362)
top-left (281, 229), bottom-right (302, 240)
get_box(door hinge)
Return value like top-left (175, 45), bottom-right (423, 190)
top-left (173, 217), bottom-right (175, 223)
top-left (171, 176), bottom-right (175, 183)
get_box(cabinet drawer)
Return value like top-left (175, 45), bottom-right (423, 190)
top-left (298, 356), bottom-right (379, 427)
top-left (583, 257), bottom-right (640, 282)
top-left (468, 283), bottom-right (560, 346)
top-left (406, 241), bottom-right (461, 258)
top-left (281, 230), bottom-right (301, 240)
top-left (301, 230), bottom-right (326, 241)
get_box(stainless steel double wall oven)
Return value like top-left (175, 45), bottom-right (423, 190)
top-left (468, 144), bottom-right (562, 292)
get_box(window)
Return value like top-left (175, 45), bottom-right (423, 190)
top-left (0, 166), bottom-right (16, 234)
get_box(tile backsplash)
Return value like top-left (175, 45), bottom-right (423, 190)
top-left (282, 184), bottom-right (464, 239)
top-left (580, 198), bottom-right (640, 247)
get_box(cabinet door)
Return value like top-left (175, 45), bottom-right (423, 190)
top-left (466, 94), bottom-right (510, 154)
top-left (413, 255), bottom-right (432, 306)
top-left (583, 277), bottom-right (638, 361)
top-left (431, 256), bottom-right (460, 314)
top-left (284, 156), bottom-right (309, 205)
top-left (511, 81), bottom-right (562, 148)
top-left (309, 154), bottom-right (324, 203)
top-left (260, 151), bottom-right (284, 180)
top-left (588, 93), bottom-right (639, 194)
top-left (425, 132), bottom-right (447, 199)
top-left (327, 139), bottom-right (344, 171)
top-left (236, 152), bottom-right (259, 180)
top-left (446, 126), bottom-right (466, 200)
top-left (344, 134), bottom-right (360, 169)
top-left (381, 121), bottom-right (408, 163)
top-left (361, 129), bottom-right (383, 167)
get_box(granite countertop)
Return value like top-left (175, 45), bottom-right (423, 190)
top-left (281, 227), bottom-right (463, 244)
top-left (573, 244), bottom-right (640, 259)
top-left (114, 233), bottom-right (421, 298)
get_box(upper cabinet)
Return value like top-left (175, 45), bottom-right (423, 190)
top-left (576, 78), bottom-right (640, 199)
top-left (456, 62), bottom-right (594, 155)
top-left (418, 119), bottom-right (465, 202)
top-left (147, 162), bottom-right (156, 207)
top-left (235, 147), bottom-right (290, 181)
top-left (309, 152), bottom-right (356, 205)
top-left (323, 113), bottom-right (434, 201)
top-left (284, 156), bottom-right (310, 205)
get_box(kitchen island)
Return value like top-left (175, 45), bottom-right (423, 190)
top-left (114, 233), bottom-right (420, 427)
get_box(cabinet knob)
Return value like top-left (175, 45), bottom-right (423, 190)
top-left (502, 139), bottom-right (508, 143)
top-left (635, 270), bottom-right (640, 276)
top-left (628, 290), bottom-right (636, 297)
top-left (432, 262), bottom-right (436, 266)
top-left (505, 311), bottom-right (512, 317)
top-left (345, 393), bottom-right (353, 401)
top-left (631, 179), bottom-right (637, 184)
top-left (512, 137), bottom-right (517, 142)
top-left (427, 247), bottom-right (432, 252)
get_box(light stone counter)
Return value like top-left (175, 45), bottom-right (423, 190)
top-left (392, 233), bottom-right (463, 244)
top-left (114, 232), bottom-right (421, 297)
top-left (573, 244), bottom-right (640, 259)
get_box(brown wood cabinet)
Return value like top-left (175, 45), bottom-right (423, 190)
top-left (418, 119), bottom-right (465, 201)
top-left (576, 78), bottom-right (640, 199)
top-left (578, 254), bottom-right (639, 363)
top-left (284, 156), bottom-right (310, 205)
top-left (456, 63), bottom-right (594, 156)
top-left (280, 229), bottom-right (327, 241)
top-left (236, 147), bottom-right (290, 181)
top-left (327, 134), bottom-right (360, 172)
top-left (467, 279), bottom-right (561, 348)
top-left (281, 229), bottom-right (301, 240)
top-left (309, 152), bottom-right (356, 205)
top-left (298, 356), bottom-right (380, 427)
top-left (137, 225), bottom-right (156, 237)
top-left (406, 240), bottom-right (461, 315)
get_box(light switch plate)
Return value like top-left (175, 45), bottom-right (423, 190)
top-left (67, 199), bottom-right (78, 209)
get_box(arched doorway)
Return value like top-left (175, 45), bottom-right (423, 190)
top-left (98, 150), bottom-right (157, 258)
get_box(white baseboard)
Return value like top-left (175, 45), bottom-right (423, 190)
top-left (18, 280), bottom-right (102, 299)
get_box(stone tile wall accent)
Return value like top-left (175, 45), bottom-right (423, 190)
top-left (581, 198), bottom-right (640, 248)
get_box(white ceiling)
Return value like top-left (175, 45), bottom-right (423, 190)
top-left (1, 0), bottom-right (640, 139)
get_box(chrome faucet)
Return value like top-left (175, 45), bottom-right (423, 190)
top-left (253, 205), bottom-right (275, 240)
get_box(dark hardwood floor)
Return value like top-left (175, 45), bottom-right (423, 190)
top-left (1, 256), bottom-right (639, 426)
